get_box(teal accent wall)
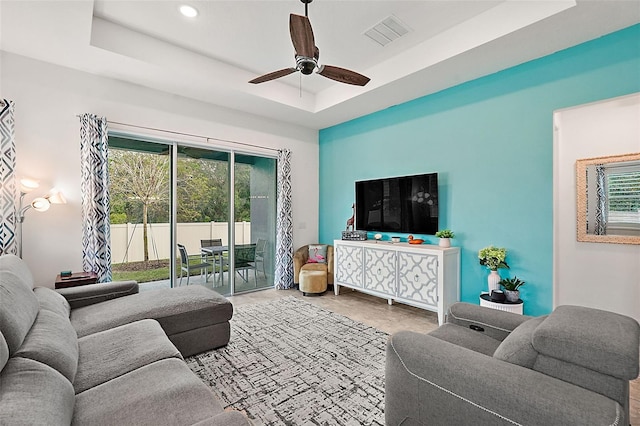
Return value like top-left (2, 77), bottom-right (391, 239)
top-left (318, 24), bottom-right (640, 316)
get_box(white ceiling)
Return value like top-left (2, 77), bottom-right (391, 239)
top-left (1, 0), bottom-right (639, 130)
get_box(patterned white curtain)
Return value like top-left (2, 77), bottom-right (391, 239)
top-left (79, 114), bottom-right (112, 282)
top-left (274, 149), bottom-right (294, 289)
top-left (0, 99), bottom-right (17, 255)
top-left (594, 165), bottom-right (607, 235)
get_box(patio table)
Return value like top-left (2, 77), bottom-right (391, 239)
top-left (201, 244), bottom-right (256, 286)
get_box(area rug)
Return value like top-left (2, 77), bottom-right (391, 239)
top-left (185, 296), bottom-right (387, 425)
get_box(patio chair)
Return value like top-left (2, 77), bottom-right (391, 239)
top-left (177, 243), bottom-right (211, 286)
top-left (254, 238), bottom-right (267, 277)
top-left (201, 239), bottom-right (223, 285)
top-left (233, 245), bottom-right (257, 286)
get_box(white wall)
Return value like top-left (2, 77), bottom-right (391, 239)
top-left (1, 52), bottom-right (319, 287)
top-left (554, 93), bottom-right (640, 321)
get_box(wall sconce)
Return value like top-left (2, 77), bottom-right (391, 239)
top-left (18, 178), bottom-right (66, 258)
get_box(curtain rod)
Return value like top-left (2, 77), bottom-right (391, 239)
top-left (96, 119), bottom-right (280, 153)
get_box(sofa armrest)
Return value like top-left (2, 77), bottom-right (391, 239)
top-left (293, 246), bottom-right (308, 284)
top-left (192, 410), bottom-right (251, 426)
top-left (326, 245), bottom-right (334, 284)
top-left (56, 280), bottom-right (138, 309)
top-left (386, 331), bottom-right (623, 426)
top-left (446, 302), bottom-right (532, 341)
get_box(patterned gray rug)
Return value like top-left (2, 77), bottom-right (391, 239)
top-left (185, 296), bottom-right (387, 425)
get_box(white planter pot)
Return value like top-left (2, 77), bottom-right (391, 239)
top-left (438, 238), bottom-right (451, 248)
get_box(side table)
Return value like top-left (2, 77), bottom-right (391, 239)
top-left (55, 272), bottom-right (98, 289)
top-left (479, 293), bottom-right (523, 315)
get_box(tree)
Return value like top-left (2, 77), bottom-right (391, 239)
top-left (109, 148), bottom-right (254, 265)
top-left (109, 150), bottom-right (170, 264)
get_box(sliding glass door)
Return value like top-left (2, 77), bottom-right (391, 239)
top-left (175, 146), bottom-right (230, 291)
top-left (108, 138), bottom-right (171, 289)
top-left (234, 154), bottom-right (276, 292)
top-left (108, 135), bottom-right (276, 294)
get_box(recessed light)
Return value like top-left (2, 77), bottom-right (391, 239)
top-left (179, 5), bottom-right (198, 18)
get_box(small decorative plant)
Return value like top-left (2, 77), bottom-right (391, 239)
top-left (435, 229), bottom-right (455, 239)
top-left (499, 276), bottom-right (525, 291)
top-left (478, 246), bottom-right (509, 271)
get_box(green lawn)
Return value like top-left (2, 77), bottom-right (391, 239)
top-left (112, 267), bottom-right (170, 283)
top-left (112, 259), bottom-right (222, 283)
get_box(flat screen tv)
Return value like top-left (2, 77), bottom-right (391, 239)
top-left (355, 173), bottom-right (438, 234)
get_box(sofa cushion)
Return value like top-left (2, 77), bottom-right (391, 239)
top-left (428, 323), bottom-right (501, 356)
top-left (0, 357), bottom-right (75, 425)
top-left (532, 305), bottom-right (640, 380)
top-left (57, 280), bottom-right (139, 309)
top-left (70, 285), bottom-right (233, 338)
top-left (34, 286), bottom-right (71, 318)
top-left (300, 262), bottom-right (328, 273)
top-left (73, 358), bottom-right (225, 426)
top-left (0, 331), bottom-right (8, 371)
top-left (447, 302), bottom-right (530, 342)
top-left (0, 271), bottom-right (39, 354)
top-left (74, 319), bottom-right (183, 393)
top-left (493, 316), bottom-right (546, 368)
top-left (0, 254), bottom-right (34, 289)
top-left (14, 310), bottom-right (79, 382)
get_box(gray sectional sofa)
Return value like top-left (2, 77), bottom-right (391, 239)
top-left (386, 302), bottom-right (640, 426)
top-left (0, 254), bottom-right (250, 425)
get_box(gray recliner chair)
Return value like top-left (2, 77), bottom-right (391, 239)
top-left (386, 302), bottom-right (639, 426)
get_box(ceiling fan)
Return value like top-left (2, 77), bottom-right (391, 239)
top-left (249, 0), bottom-right (370, 87)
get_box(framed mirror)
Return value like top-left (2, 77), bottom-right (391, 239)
top-left (576, 152), bottom-right (640, 244)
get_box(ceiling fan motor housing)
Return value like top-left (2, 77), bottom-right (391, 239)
top-left (296, 56), bottom-right (317, 75)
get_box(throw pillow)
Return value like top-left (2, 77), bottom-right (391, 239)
top-left (307, 244), bottom-right (328, 264)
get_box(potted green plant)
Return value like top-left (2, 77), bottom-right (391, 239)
top-left (478, 246), bottom-right (509, 293)
top-left (499, 276), bottom-right (525, 302)
top-left (435, 229), bottom-right (455, 247)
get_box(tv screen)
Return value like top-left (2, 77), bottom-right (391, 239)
top-left (355, 173), bottom-right (438, 234)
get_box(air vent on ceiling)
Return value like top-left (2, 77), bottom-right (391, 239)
top-left (364, 16), bottom-right (410, 47)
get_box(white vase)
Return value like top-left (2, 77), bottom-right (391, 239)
top-left (438, 238), bottom-right (451, 248)
top-left (487, 270), bottom-right (501, 293)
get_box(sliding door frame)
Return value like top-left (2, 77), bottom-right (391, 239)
top-left (109, 130), bottom-right (277, 292)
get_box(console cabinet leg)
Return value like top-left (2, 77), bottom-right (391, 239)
top-left (334, 284), bottom-right (340, 296)
top-left (388, 299), bottom-right (393, 305)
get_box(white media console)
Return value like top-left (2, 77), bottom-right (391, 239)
top-left (333, 239), bottom-right (460, 324)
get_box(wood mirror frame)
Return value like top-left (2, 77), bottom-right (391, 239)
top-left (576, 152), bottom-right (640, 244)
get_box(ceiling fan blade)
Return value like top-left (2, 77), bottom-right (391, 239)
top-left (318, 65), bottom-right (370, 86)
top-left (249, 68), bottom-right (298, 84)
top-left (290, 14), bottom-right (315, 58)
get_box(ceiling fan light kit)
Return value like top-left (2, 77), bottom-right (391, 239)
top-left (249, 0), bottom-right (370, 87)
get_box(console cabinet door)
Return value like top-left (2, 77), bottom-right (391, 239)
top-left (397, 252), bottom-right (439, 308)
top-left (335, 244), bottom-right (363, 287)
top-left (364, 248), bottom-right (396, 295)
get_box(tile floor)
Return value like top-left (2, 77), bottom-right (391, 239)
top-left (227, 287), bottom-right (640, 426)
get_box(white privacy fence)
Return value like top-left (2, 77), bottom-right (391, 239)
top-left (111, 222), bottom-right (251, 264)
